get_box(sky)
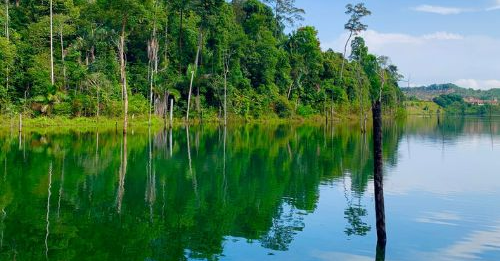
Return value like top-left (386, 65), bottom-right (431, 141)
top-left (293, 0), bottom-right (500, 89)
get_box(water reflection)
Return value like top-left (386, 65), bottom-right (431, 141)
top-left (0, 117), bottom-right (499, 260)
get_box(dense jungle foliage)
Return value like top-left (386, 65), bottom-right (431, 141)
top-left (0, 0), bottom-right (404, 120)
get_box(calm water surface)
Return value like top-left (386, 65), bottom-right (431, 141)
top-left (1, 117), bottom-right (500, 261)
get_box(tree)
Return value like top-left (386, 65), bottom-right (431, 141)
top-left (351, 36), bottom-right (369, 132)
top-left (263, 0), bottom-right (305, 36)
top-left (98, 0), bottom-right (150, 133)
top-left (50, 0), bottom-right (55, 85)
top-left (340, 3), bottom-right (371, 86)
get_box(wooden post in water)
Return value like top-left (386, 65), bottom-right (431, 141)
top-left (375, 241), bottom-right (386, 261)
top-left (372, 99), bottom-right (387, 246)
top-left (169, 99), bottom-right (174, 128)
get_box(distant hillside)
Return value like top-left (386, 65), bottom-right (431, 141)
top-left (402, 83), bottom-right (500, 101)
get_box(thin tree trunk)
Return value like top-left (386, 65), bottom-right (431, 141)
top-left (119, 17), bottom-right (128, 134)
top-left (186, 30), bottom-right (202, 123)
top-left (339, 31), bottom-right (353, 85)
top-left (223, 52), bottom-right (229, 126)
top-left (169, 98), bottom-right (173, 128)
top-left (224, 71), bottom-right (227, 126)
top-left (49, 0), bottom-right (54, 85)
top-left (149, 0), bottom-right (159, 126)
top-left (372, 98), bottom-right (386, 246)
top-left (163, 90), bottom-right (168, 128)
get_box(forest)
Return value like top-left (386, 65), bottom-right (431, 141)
top-left (0, 0), bottom-right (404, 123)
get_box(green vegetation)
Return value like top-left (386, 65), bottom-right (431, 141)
top-left (404, 100), bottom-right (441, 115)
top-left (403, 83), bottom-right (500, 101)
top-left (0, 0), bottom-right (403, 122)
top-left (432, 94), bottom-right (500, 116)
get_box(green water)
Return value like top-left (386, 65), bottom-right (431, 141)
top-left (1, 117), bottom-right (500, 260)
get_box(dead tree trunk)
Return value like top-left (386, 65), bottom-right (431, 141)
top-left (372, 98), bottom-right (386, 246)
top-left (148, 1), bottom-right (159, 126)
top-left (186, 30), bottom-right (202, 123)
top-left (119, 17), bottom-right (129, 134)
top-left (169, 98), bottom-right (174, 128)
top-left (49, 0), bottom-right (54, 85)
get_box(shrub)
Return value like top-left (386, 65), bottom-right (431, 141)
top-left (53, 102), bottom-right (72, 116)
top-left (274, 96), bottom-right (292, 118)
top-left (128, 94), bottom-right (149, 115)
top-left (297, 104), bottom-right (315, 117)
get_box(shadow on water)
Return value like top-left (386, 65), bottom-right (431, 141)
top-left (0, 117), bottom-right (499, 260)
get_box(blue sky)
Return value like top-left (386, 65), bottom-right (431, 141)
top-left (293, 0), bottom-right (500, 89)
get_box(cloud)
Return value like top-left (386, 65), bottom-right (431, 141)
top-left (487, 0), bottom-right (500, 10)
top-left (323, 31), bottom-right (500, 90)
top-left (414, 5), bottom-right (470, 15)
top-left (455, 79), bottom-right (500, 89)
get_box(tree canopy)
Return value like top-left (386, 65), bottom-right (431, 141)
top-left (0, 0), bottom-right (404, 119)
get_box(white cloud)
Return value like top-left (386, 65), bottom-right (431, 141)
top-left (455, 79), bottom-right (500, 89)
top-left (422, 32), bottom-right (464, 40)
top-left (414, 5), bottom-right (470, 15)
top-left (323, 30), bottom-right (500, 90)
top-left (487, 0), bottom-right (500, 10)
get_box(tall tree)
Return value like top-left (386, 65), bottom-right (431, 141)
top-left (50, 0), bottom-right (55, 85)
top-left (263, 0), bottom-right (305, 36)
top-left (99, 0), bottom-right (149, 133)
top-left (351, 36), bottom-right (369, 132)
top-left (340, 3), bottom-right (370, 85)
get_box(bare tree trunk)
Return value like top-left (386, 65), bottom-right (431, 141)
top-left (149, 1), bottom-right (159, 126)
top-left (119, 18), bottom-right (129, 134)
top-left (339, 31), bottom-right (353, 85)
top-left (334, 31), bottom-right (353, 122)
top-left (170, 98), bottom-right (173, 128)
top-left (223, 52), bottom-right (229, 126)
top-left (224, 71), bottom-right (227, 126)
top-left (372, 98), bottom-right (386, 246)
top-left (186, 30), bottom-right (202, 123)
top-left (355, 65), bottom-right (365, 133)
top-left (49, 0), bottom-right (54, 85)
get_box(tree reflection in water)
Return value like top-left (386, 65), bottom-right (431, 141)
top-left (0, 118), bottom-right (470, 260)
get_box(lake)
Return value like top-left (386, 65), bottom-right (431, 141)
top-left (1, 117), bottom-right (500, 261)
